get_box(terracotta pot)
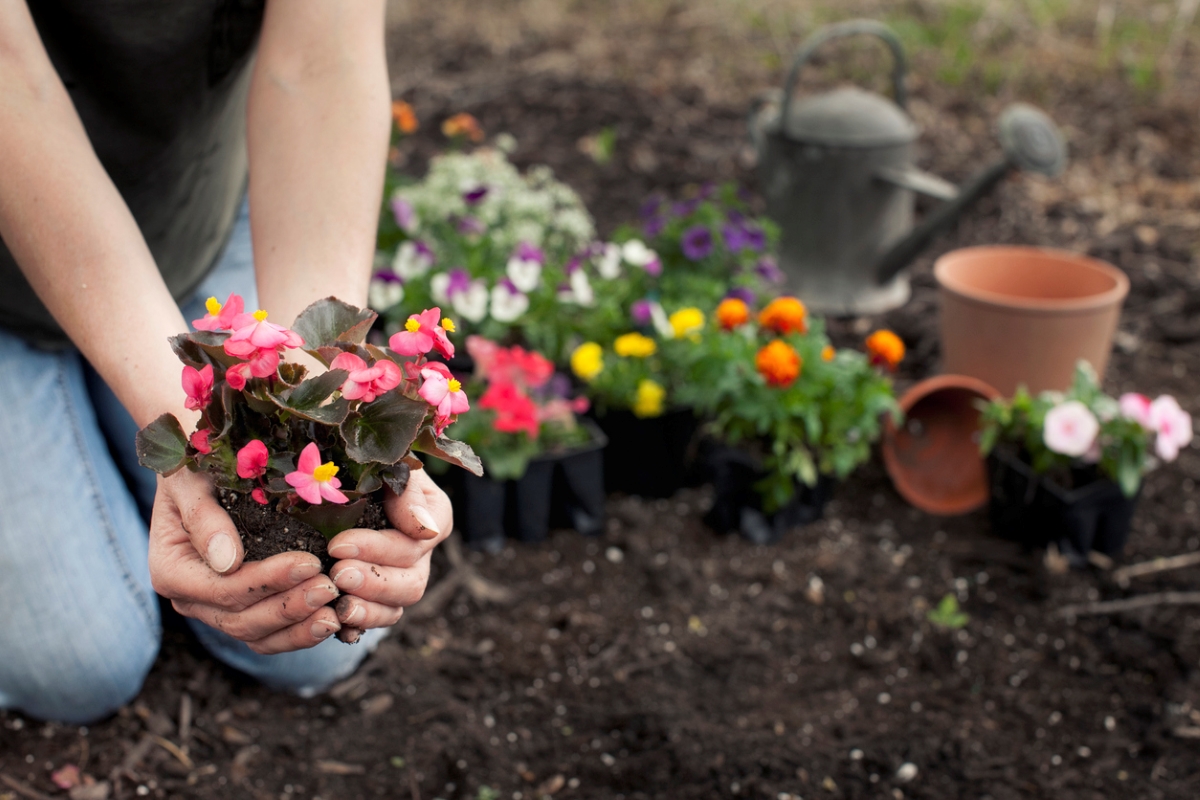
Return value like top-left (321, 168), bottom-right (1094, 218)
top-left (935, 246), bottom-right (1129, 396)
top-left (882, 375), bottom-right (1001, 515)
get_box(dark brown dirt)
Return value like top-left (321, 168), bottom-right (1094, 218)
top-left (5, 11), bottom-right (1200, 800)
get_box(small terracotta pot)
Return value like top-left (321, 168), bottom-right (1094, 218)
top-left (882, 375), bottom-right (1001, 515)
top-left (935, 246), bottom-right (1129, 396)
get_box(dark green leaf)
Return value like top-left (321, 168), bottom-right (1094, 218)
top-left (135, 414), bottom-right (189, 476)
top-left (381, 463), bottom-right (411, 495)
top-left (340, 391), bottom-right (429, 464)
top-left (288, 497), bottom-right (368, 540)
top-left (356, 468), bottom-right (383, 495)
top-left (293, 297), bottom-right (377, 351)
top-left (413, 427), bottom-right (484, 476)
top-left (169, 331), bottom-right (238, 370)
top-left (266, 370), bottom-right (351, 425)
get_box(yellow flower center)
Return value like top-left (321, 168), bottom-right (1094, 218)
top-left (205, 296), bottom-right (222, 316)
top-left (312, 462), bottom-right (339, 483)
top-left (442, 318), bottom-right (456, 333)
top-left (253, 309), bottom-right (268, 322)
top-left (405, 318), bottom-right (421, 333)
top-left (448, 379), bottom-right (462, 393)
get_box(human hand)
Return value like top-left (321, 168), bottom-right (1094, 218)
top-left (148, 469), bottom-right (343, 654)
top-left (325, 469), bottom-right (453, 642)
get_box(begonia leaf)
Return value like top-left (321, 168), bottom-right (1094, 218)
top-left (356, 469), bottom-right (383, 495)
top-left (170, 331), bottom-right (238, 370)
top-left (413, 427), bottom-right (484, 476)
top-left (266, 370), bottom-right (351, 425)
top-left (340, 391), bottom-right (428, 465)
top-left (288, 497), bottom-right (368, 540)
top-left (135, 414), bottom-right (189, 477)
top-left (381, 462), bottom-right (412, 496)
top-left (293, 297), bottom-right (376, 352)
top-left (277, 362), bottom-right (308, 387)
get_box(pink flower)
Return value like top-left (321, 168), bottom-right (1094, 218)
top-left (329, 352), bottom-right (403, 403)
top-left (226, 310), bottom-right (304, 351)
top-left (418, 366), bottom-right (470, 419)
top-left (285, 442), bottom-right (349, 505)
top-left (192, 293), bottom-right (245, 332)
top-left (1043, 401), bottom-right (1100, 458)
top-left (226, 363), bottom-right (252, 390)
top-left (236, 440), bottom-right (269, 479)
top-left (1119, 393), bottom-right (1153, 428)
top-left (182, 364), bottom-right (213, 410)
top-left (389, 307), bottom-right (455, 359)
top-left (190, 428), bottom-right (212, 454)
top-left (1149, 395), bottom-right (1193, 462)
top-left (251, 488), bottom-right (268, 505)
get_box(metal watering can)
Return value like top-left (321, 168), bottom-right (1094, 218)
top-left (751, 19), bottom-right (1067, 314)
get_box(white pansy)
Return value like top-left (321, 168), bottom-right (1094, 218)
top-left (391, 241), bottom-right (434, 280)
top-left (368, 278), bottom-right (404, 311)
top-left (558, 269), bottom-right (594, 307)
top-left (649, 301), bottom-right (673, 338)
top-left (490, 283), bottom-right (530, 323)
top-left (506, 257), bottom-right (542, 292)
top-left (596, 243), bottom-right (622, 280)
top-left (452, 280), bottom-right (490, 323)
top-left (622, 239), bottom-right (660, 268)
top-left (430, 272), bottom-right (451, 306)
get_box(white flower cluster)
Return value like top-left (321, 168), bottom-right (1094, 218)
top-left (391, 148), bottom-right (594, 255)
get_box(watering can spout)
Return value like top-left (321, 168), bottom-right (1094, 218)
top-left (874, 103), bottom-right (1067, 286)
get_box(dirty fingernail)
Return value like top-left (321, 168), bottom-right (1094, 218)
top-left (333, 567), bottom-right (364, 591)
top-left (289, 559), bottom-right (321, 583)
top-left (206, 534), bottom-right (237, 574)
top-left (341, 602), bottom-right (365, 625)
top-left (411, 505), bottom-right (441, 536)
top-left (306, 584), bottom-right (338, 608)
top-left (311, 620), bottom-right (339, 640)
top-left (328, 542), bottom-right (359, 560)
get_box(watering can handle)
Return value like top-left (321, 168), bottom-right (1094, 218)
top-left (779, 19), bottom-right (908, 128)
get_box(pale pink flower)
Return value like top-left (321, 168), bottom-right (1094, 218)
top-left (226, 310), bottom-right (304, 351)
top-left (182, 364), bottom-right (213, 411)
top-left (190, 428), bottom-right (212, 454)
top-left (1119, 393), bottom-right (1153, 428)
top-left (418, 366), bottom-right (470, 419)
top-left (285, 442), bottom-right (349, 505)
top-left (192, 293), bottom-right (245, 332)
top-left (1043, 401), bottom-right (1100, 458)
top-left (329, 352), bottom-right (403, 403)
top-left (389, 307), bottom-right (455, 359)
top-left (1149, 395), bottom-right (1193, 462)
top-left (236, 440), bottom-right (269, 479)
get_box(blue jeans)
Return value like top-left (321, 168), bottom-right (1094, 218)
top-left (0, 202), bottom-right (383, 724)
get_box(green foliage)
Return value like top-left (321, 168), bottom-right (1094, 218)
top-left (927, 594), bottom-right (970, 630)
top-left (134, 414), bottom-right (189, 477)
top-left (979, 361), bottom-right (1150, 497)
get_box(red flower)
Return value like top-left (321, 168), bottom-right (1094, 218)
top-left (251, 488), bottom-right (268, 505)
top-left (189, 428), bottom-right (212, 454)
top-left (479, 382), bottom-right (540, 438)
top-left (236, 440), bottom-right (269, 480)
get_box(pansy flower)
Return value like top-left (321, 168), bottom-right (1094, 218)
top-left (490, 279), bottom-right (530, 323)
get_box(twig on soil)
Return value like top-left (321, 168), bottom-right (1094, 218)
top-left (407, 534), bottom-right (513, 620)
top-left (178, 693), bottom-right (192, 748)
top-left (1058, 591), bottom-right (1200, 618)
top-left (0, 773), bottom-right (55, 800)
top-left (151, 735), bottom-right (194, 771)
top-left (1112, 551), bottom-right (1200, 588)
top-left (109, 734), bottom-right (155, 785)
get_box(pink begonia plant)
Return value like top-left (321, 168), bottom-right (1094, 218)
top-left (192, 292), bottom-right (244, 332)
top-left (329, 352), bottom-right (403, 403)
top-left (182, 364), bottom-right (213, 411)
top-left (419, 365), bottom-right (470, 434)
top-left (1043, 401), bottom-right (1100, 458)
top-left (285, 442), bottom-right (350, 505)
top-left (389, 307), bottom-right (455, 359)
top-left (189, 429), bottom-right (212, 454)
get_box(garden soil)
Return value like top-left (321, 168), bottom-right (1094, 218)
top-left (5, 11), bottom-right (1200, 800)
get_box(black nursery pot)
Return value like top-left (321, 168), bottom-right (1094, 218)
top-left (701, 442), bottom-right (836, 545)
top-left (457, 420), bottom-right (608, 552)
top-left (591, 407), bottom-right (699, 499)
top-left (987, 448), bottom-right (1140, 565)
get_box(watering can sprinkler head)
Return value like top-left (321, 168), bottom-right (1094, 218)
top-left (998, 103), bottom-right (1067, 177)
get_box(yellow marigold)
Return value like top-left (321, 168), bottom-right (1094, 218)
top-left (391, 100), bottom-right (419, 134)
top-left (756, 340), bottom-right (802, 388)
top-left (614, 332), bottom-right (657, 358)
top-left (822, 345), bottom-right (835, 361)
top-left (570, 342), bottom-right (604, 382)
top-left (758, 296), bottom-right (808, 335)
top-left (442, 112), bottom-right (484, 142)
top-left (715, 298), bottom-right (750, 330)
top-left (866, 329), bottom-right (905, 370)
top-left (669, 307), bottom-right (705, 339)
top-left (633, 379), bottom-right (665, 418)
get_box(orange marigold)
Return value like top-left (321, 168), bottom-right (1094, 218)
top-left (866, 329), bottom-right (905, 370)
top-left (821, 345), bottom-right (835, 361)
top-left (715, 297), bottom-right (750, 330)
top-left (391, 100), bottom-right (419, 134)
top-left (442, 112), bottom-right (484, 142)
top-left (758, 296), bottom-right (807, 334)
top-left (756, 340), bottom-right (802, 388)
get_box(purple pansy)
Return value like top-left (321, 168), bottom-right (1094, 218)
top-left (455, 215), bottom-right (485, 236)
top-left (390, 197), bottom-right (416, 232)
top-left (755, 256), bottom-right (785, 285)
top-left (672, 198), bottom-right (701, 218)
top-left (681, 225), bottom-right (713, 261)
top-left (631, 299), bottom-right (654, 326)
top-left (639, 196), bottom-right (664, 220)
top-left (643, 216), bottom-right (666, 238)
top-left (723, 222), bottom-right (766, 253)
top-left (725, 286), bottom-right (756, 304)
top-left (515, 241), bottom-right (546, 264)
top-left (463, 185), bottom-right (490, 205)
